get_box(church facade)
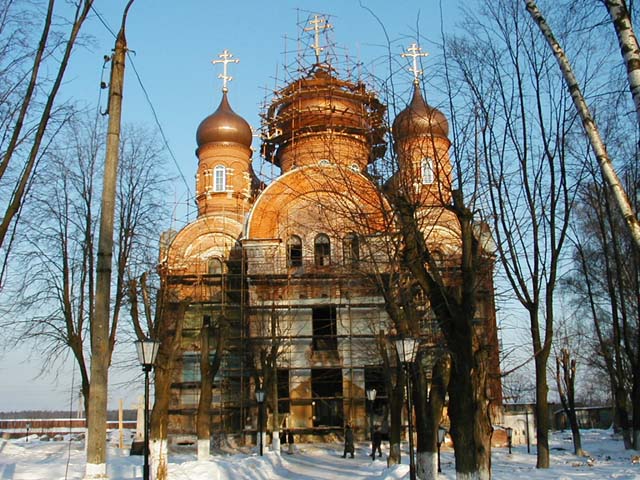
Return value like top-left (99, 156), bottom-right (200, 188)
top-left (159, 20), bottom-right (501, 444)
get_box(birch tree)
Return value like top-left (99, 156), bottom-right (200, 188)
top-left (524, 0), bottom-right (640, 251)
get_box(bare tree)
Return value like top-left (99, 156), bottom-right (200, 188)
top-left (0, 0), bottom-right (95, 265)
top-left (566, 162), bottom-right (640, 448)
top-left (0, 110), bottom-right (170, 455)
top-left (450, 0), bottom-right (587, 468)
top-left (525, 0), bottom-right (640, 251)
top-left (555, 348), bottom-right (583, 455)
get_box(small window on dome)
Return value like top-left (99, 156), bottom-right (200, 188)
top-left (421, 158), bottom-right (434, 185)
top-left (214, 165), bottom-right (226, 192)
top-left (350, 163), bottom-right (360, 172)
top-left (318, 159), bottom-right (330, 166)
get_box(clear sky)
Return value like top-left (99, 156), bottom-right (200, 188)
top-left (0, 0), bottom-right (464, 412)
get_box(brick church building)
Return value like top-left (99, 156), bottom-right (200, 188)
top-left (158, 18), bottom-right (501, 446)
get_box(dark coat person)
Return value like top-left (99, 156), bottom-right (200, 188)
top-left (287, 429), bottom-right (295, 453)
top-left (371, 425), bottom-right (382, 459)
top-left (342, 424), bottom-right (355, 458)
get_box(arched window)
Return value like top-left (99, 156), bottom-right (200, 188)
top-left (213, 165), bottom-right (226, 192)
top-left (208, 257), bottom-right (223, 274)
top-left (421, 157), bottom-right (434, 185)
top-left (343, 233), bottom-right (359, 265)
top-left (314, 234), bottom-right (331, 267)
top-left (287, 235), bottom-right (303, 267)
top-left (431, 250), bottom-right (445, 269)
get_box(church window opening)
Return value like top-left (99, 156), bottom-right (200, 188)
top-left (343, 233), bottom-right (359, 265)
top-left (421, 157), bottom-right (434, 185)
top-left (208, 257), bottom-right (223, 274)
top-left (278, 368), bottom-right (290, 414)
top-left (314, 233), bottom-right (331, 266)
top-left (311, 368), bottom-right (344, 427)
top-left (182, 352), bottom-right (200, 383)
top-left (287, 235), bottom-right (303, 267)
top-left (214, 165), bottom-right (226, 191)
top-left (312, 306), bottom-right (337, 351)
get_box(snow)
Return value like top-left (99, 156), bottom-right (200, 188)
top-left (0, 429), bottom-right (639, 479)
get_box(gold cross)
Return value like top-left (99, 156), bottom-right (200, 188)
top-left (212, 49), bottom-right (239, 92)
top-left (401, 43), bottom-right (429, 84)
top-left (304, 15), bottom-right (332, 63)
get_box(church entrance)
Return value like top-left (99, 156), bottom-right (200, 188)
top-left (311, 368), bottom-right (344, 427)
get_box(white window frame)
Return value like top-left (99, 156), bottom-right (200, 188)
top-left (421, 157), bottom-right (434, 185)
top-left (213, 165), bottom-right (226, 192)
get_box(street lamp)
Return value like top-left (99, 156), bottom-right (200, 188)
top-left (25, 422), bottom-right (30, 442)
top-left (256, 388), bottom-right (265, 456)
top-left (437, 426), bottom-right (447, 473)
top-left (506, 427), bottom-right (513, 454)
top-left (135, 338), bottom-right (160, 480)
top-left (366, 388), bottom-right (377, 459)
top-left (395, 337), bottom-right (419, 480)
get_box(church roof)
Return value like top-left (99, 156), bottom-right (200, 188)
top-left (196, 91), bottom-right (253, 149)
top-left (392, 84), bottom-right (449, 142)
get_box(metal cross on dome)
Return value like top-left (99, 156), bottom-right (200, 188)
top-left (304, 14), bottom-right (332, 63)
top-left (212, 49), bottom-right (239, 93)
top-left (401, 43), bottom-right (429, 84)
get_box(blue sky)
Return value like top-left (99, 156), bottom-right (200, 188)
top-left (1, 0), bottom-right (464, 411)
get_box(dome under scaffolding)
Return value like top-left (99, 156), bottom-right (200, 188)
top-left (260, 64), bottom-right (387, 173)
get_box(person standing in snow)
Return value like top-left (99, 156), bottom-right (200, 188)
top-left (342, 423), bottom-right (355, 458)
top-left (370, 425), bottom-right (382, 459)
top-left (287, 429), bottom-right (295, 454)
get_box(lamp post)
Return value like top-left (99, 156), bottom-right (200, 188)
top-left (256, 388), bottom-right (265, 456)
top-left (25, 422), bottom-right (30, 442)
top-left (135, 338), bottom-right (160, 480)
top-left (506, 427), bottom-right (513, 454)
top-left (366, 388), bottom-right (377, 459)
top-left (437, 425), bottom-right (447, 473)
top-left (395, 337), bottom-right (419, 480)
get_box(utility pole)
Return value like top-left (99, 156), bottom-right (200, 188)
top-left (85, 2), bottom-right (135, 478)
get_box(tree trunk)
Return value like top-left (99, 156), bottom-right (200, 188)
top-left (387, 369), bottom-right (405, 467)
top-left (150, 300), bottom-right (185, 480)
top-left (633, 373), bottom-right (640, 448)
top-left (534, 350), bottom-right (550, 468)
top-left (415, 356), bottom-right (448, 480)
top-left (604, 0), bottom-right (640, 127)
top-left (525, 0), bottom-right (640, 251)
top-left (447, 325), bottom-right (491, 480)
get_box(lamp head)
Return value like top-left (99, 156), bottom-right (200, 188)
top-left (395, 336), bottom-right (420, 363)
top-left (135, 338), bottom-right (160, 368)
top-left (366, 388), bottom-right (377, 401)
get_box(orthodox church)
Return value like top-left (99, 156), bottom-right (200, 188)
top-left (159, 17), bottom-right (501, 444)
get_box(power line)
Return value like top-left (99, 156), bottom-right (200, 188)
top-left (90, 5), bottom-right (193, 214)
top-left (126, 52), bottom-right (193, 199)
top-left (90, 5), bottom-right (117, 39)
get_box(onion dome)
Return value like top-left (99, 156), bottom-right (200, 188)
top-left (392, 84), bottom-right (448, 142)
top-left (196, 92), bottom-right (252, 149)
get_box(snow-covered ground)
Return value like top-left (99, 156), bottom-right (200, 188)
top-left (1, 429), bottom-right (638, 479)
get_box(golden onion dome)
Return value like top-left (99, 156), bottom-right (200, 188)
top-left (392, 84), bottom-right (449, 142)
top-left (196, 92), bottom-right (252, 149)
